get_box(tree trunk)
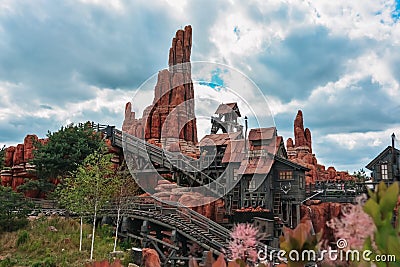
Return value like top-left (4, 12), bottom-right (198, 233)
top-left (113, 207), bottom-right (121, 253)
top-left (90, 203), bottom-right (97, 260)
top-left (80, 216), bottom-right (83, 251)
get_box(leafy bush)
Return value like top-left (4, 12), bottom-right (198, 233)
top-left (97, 224), bottom-right (114, 239)
top-left (120, 238), bottom-right (133, 251)
top-left (362, 182), bottom-right (400, 267)
top-left (0, 186), bottom-right (33, 233)
top-left (280, 222), bottom-right (320, 267)
top-left (0, 258), bottom-right (14, 267)
top-left (24, 123), bottom-right (104, 194)
top-left (42, 257), bottom-right (56, 267)
top-left (16, 230), bottom-right (29, 247)
top-left (31, 257), bottom-right (56, 267)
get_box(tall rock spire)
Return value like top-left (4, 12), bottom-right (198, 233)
top-left (122, 25), bottom-right (198, 157)
top-left (293, 110), bottom-right (312, 152)
top-left (287, 110), bottom-right (353, 185)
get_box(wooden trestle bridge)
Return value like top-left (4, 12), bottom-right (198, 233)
top-left (30, 196), bottom-right (273, 265)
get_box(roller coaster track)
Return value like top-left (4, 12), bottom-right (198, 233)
top-left (100, 125), bottom-right (226, 197)
top-left (104, 197), bottom-right (231, 255)
top-left (31, 197), bottom-right (277, 262)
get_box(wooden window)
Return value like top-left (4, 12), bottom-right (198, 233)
top-left (279, 171), bottom-right (293, 180)
top-left (381, 164), bottom-right (388, 179)
top-left (233, 168), bottom-right (238, 181)
top-left (299, 175), bottom-right (304, 189)
top-left (249, 179), bottom-right (256, 189)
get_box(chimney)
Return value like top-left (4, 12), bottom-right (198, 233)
top-left (392, 133), bottom-right (398, 180)
top-left (392, 133), bottom-right (395, 149)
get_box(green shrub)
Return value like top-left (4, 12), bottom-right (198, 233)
top-left (31, 261), bottom-right (42, 267)
top-left (16, 230), bottom-right (29, 247)
top-left (42, 257), bottom-right (56, 267)
top-left (121, 251), bottom-right (134, 266)
top-left (97, 224), bottom-right (113, 239)
top-left (0, 258), bottom-right (13, 267)
top-left (0, 187), bottom-right (33, 233)
top-left (30, 257), bottom-right (56, 267)
top-left (119, 238), bottom-right (133, 251)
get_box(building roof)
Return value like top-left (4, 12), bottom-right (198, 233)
top-left (275, 156), bottom-right (310, 171)
top-left (222, 140), bottom-right (247, 163)
top-left (215, 102), bottom-right (241, 117)
top-left (238, 156), bottom-right (274, 175)
top-left (222, 135), bottom-right (285, 164)
top-left (237, 155), bottom-right (310, 175)
top-left (248, 127), bottom-right (276, 141)
top-left (365, 146), bottom-right (400, 170)
top-left (198, 132), bottom-right (241, 147)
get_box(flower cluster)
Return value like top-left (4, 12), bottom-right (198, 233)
top-left (326, 194), bottom-right (375, 250)
top-left (228, 223), bottom-right (259, 263)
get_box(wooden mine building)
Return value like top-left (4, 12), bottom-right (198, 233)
top-left (366, 133), bottom-right (400, 183)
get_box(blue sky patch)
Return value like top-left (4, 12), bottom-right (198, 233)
top-left (392, 0), bottom-right (400, 21)
top-left (233, 25), bottom-right (240, 40)
top-left (198, 68), bottom-right (225, 90)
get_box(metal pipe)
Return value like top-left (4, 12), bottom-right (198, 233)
top-left (244, 116), bottom-right (248, 153)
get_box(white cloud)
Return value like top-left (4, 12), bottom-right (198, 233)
top-left (323, 127), bottom-right (400, 150)
top-left (78, 0), bottom-right (125, 12)
top-left (309, 0), bottom-right (397, 40)
top-left (1, 0), bottom-right (400, 173)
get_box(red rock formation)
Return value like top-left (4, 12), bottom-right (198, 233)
top-left (4, 146), bottom-right (15, 167)
top-left (286, 138), bottom-right (294, 149)
top-left (0, 169), bottom-right (12, 186)
top-left (24, 134), bottom-right (39, 161)
top-left (301, 202), bottom-right (343, 244)
top-left (1, 132), bottom-right (121, 197)
top-left (1, 135), bottom-right (45, 195)
top-left (287, 110), bottom-right (354, 184)
top-left (122, 25), bottom-right (198, 158)
top-left (142, 248), bottom-right (161, 267)
top-left (293, 110), bottom-right (311, 152)
top-left (152, 179), bottom-right (225, 221)
top-left (13, 144), bottom-right (24, 165)
top-left (85, 259), bottom-right (123, 267)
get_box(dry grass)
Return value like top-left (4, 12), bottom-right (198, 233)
top-left (0, 216), bottom-right (125, 267)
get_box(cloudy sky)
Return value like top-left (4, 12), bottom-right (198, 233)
top-left (1, 0), bottom-right (400, 173)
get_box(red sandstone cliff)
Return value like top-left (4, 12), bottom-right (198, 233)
top-left (122, 25), bottom-right (198, 158)
top-left (1, 135), bottom-right (46, 197)
top-left (300, 201), bottom-right (343, 244)
top-left (287, 110), bottom-right (354, 184)
top-left (1, 133), bottom-right (121, 197)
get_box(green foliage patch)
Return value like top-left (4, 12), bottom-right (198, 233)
top-left (0, 186), bottom-right (33, 233)
top-left (19, 123), bottom-right (104, 195)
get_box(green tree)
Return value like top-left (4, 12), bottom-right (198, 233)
top-left (20, 123), bottom-right (103, 195)
top-left (111, 162), bottom-right (142, 252)
top-left (353, 168), bottom-right (370, 182)
top-left (0, 186), bottom-right (33, 232)
top-left (0, 145), bottom-right (5, 170)
top-left (57, 151), bottom-right (117, 260)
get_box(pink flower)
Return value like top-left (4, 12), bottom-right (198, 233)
top-left (229, 223), bottom-right (259, 263)
top-left (326, 195), bottom-right (375, 250)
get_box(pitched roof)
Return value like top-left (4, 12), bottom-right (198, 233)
top-left (222, 140), bottom-right (247, 163)
top-left (248, 127), bottom-right (276, 141)
top-left (215, 102), bottom-right (241, 117)
top-left (365, 146), bottom-right (400, 170)
top-left (275, 156), bottom-right (310, 171)
top-left (238, 156), bottom-right (274, 175)
top-left (198, 132), bottom-right (241, 147)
